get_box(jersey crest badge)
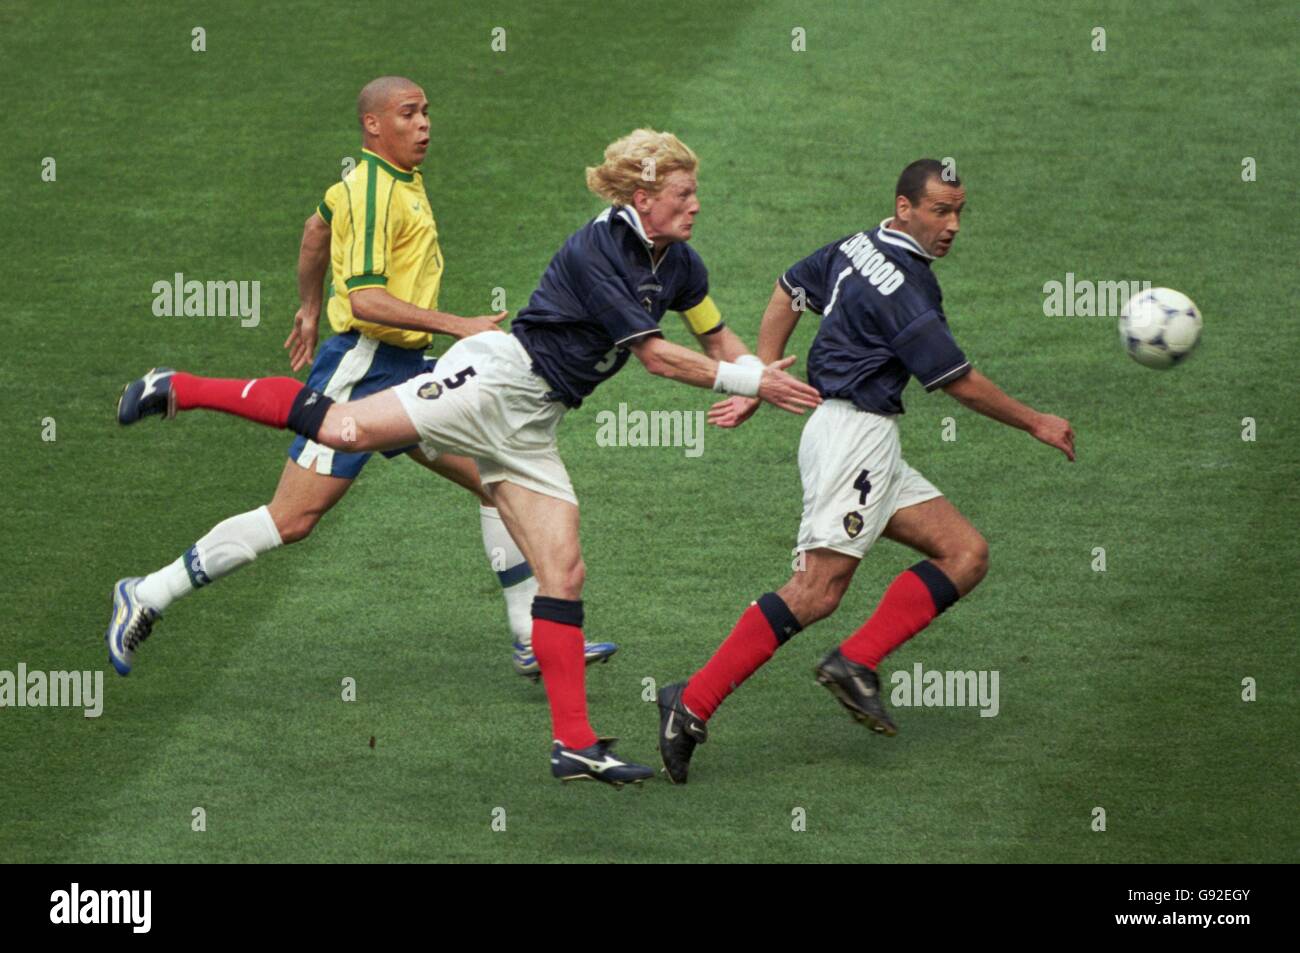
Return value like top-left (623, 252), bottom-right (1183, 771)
top-left (637, 281), bottom-right (661, 313)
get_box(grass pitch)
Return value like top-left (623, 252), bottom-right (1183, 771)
top-left (2, 0), bottom-right (1296, 862)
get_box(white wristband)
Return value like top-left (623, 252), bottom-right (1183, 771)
top-left (713, 360), bottom-right (763, 396)
top-left (735, 354), bottom-right (764, 369)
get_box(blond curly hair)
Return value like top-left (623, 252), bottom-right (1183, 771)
top-left (585, 129), bottom-right (698, 205)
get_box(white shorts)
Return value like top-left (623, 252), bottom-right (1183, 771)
top-left (392, 332), bottom-right (577, 505)
top-left (796, 399), bottom-right (942, 559)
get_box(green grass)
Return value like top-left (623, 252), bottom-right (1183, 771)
top-left (2, 0), bottom-right (1296, 863)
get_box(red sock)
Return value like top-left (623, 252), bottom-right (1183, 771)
top-left (840, 562), bottom-right (960, 669)
top-left (683, 593), bottom-right (802, 721)
top-left (171, 373), bottom-right (304, 429)
top-left (534, 619), bottom-right (597, 750)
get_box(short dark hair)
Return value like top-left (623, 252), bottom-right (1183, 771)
top-left (895, 159), bottom-right (960, 205)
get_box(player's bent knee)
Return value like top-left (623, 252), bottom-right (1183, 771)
top-left (962, 535), bottom-right (990, 587)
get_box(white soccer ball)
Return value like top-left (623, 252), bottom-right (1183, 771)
top-left (1119, 287), bottom-right (1202, 369)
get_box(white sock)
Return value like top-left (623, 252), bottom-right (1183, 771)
top-left (479, 505), bottom-right (537, 647)
top-left (135, 505), bottom-right (283, 612)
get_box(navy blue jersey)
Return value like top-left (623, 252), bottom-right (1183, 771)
top-left (511, 206), bottom-right (712, 408)
top-left (779, 220), bottom-right (970, 415)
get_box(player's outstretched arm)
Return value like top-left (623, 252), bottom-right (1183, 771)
top-left (630, 335), bottom-right (821, 415)
top-left (694, 324), bottom-right (751, 364)
top-left (349, 287), bottom-right (507, 339)
top-left (285, 213), bottom-right (332, 371)
top-left (696, 325), bottom-right (764, 427)
top-left (943, 369), bottom-right (1076, 461)
top-left (709, 281), bottom-right (806, 428)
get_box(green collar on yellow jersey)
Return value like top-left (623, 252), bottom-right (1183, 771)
top-left (361, 148), bottom-right (417, 183)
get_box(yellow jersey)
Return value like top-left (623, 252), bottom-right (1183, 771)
top-left (316, 148), bottom-right (443, 349)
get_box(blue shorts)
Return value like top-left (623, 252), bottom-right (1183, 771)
top-left (288, 331), bottom-right (437, 479)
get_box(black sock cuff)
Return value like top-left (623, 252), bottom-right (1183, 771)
top-left (286, 388), bottom-right (334, 440)
top-left (756, 592), bottom-right (802, 645)
top-left (909, 561), bottom-right (960, 614)
top-left (532, 596), bottom-right (584, 627)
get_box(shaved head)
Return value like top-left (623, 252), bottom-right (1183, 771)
top-left (354, 76), bottom-right (431, 171)
top-left (357, 75), bottom-right (421, 128)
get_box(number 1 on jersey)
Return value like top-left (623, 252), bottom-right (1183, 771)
top-left (824, 266), bottom-right (853, 318)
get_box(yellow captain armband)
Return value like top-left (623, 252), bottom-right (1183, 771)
top-left (680, 295), bottom-right (723, 335)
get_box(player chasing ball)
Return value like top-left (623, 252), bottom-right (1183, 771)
top-left (105, 76), bottom-right (616, 682)
top-left (113, 129), bottom-right (822, 786)
top-left (656, 159), bottom-right (1076, 783)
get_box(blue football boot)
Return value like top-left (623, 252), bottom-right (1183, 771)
top-left (513, 639), bottom-right (619, 682)
top-left (550, 738), bottom-right (654, 788)
top-left (106, 577), bottom-right (162, 676)
top-left (117, 367), bottom-right (175, 425)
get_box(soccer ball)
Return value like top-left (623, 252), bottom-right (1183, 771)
top-left (1119, 287), bottom-right (1202, 369)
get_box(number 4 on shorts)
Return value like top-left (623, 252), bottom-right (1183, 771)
top-left (853, 469), bottom-right (872, 505)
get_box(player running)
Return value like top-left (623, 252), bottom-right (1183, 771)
top-left (655, 159), bottom-right (1076, 782)
top-left (113, 129), bottom-right (822, 786)
top-left (105, 76), bottom-right (616, 681)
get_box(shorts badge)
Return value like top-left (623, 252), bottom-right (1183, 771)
top-left (417, 380), bottom-right (443, 400)
top-left (843, 511), bottom-right (865, 538)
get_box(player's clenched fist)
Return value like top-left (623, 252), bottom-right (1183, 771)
top-left (758, 355), bottom-right (822, 415)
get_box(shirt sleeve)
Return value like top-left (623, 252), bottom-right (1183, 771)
top-left (670, 246), bottom-right (723, 334)
top-left (316, 182), bottom-right (342, 225)
top-left (577, 237), bottom-right (663, 346)
top-left (890, 308), bottom-right (971, 390)
top-left (778, 241), bottom-right (838, 314)
top-left (340, 167), bottom-right (398, 292)
top-left (670, 246), bottom-right (709, 312)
